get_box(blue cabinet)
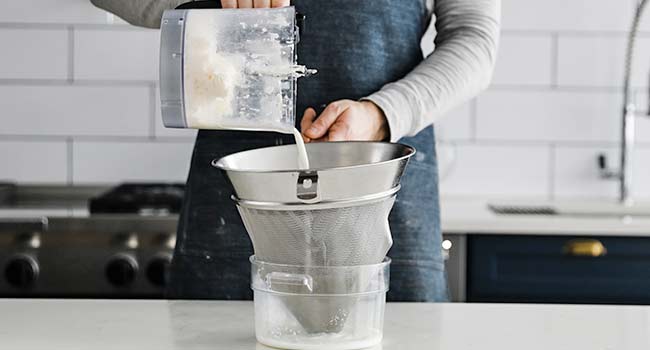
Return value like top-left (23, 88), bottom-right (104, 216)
top-left (467, 235), bottom-right (650, 304)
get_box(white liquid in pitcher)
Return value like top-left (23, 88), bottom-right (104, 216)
top-left (293, 128), bottom-right (310, 170)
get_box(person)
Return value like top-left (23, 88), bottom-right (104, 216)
top-left (90, 0), bottom-right (500, 301)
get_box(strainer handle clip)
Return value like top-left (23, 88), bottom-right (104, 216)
top-left (297, 171), bottom-right (319, 202)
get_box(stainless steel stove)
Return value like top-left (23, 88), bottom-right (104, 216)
top-left (0, 184), bottom-right (181, 298)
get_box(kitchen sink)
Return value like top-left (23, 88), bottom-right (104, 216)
top-left (489, 200), bottom-right (650, 218)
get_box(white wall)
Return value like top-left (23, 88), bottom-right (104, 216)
top-left (0, 0), bottom-right (196, 185)
top-left (432, 0), bottom-right (650, 200)
top-left (0, 0), bottom-right (649, 200)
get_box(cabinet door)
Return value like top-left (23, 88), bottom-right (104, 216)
top-left (468, 235), bottom-right (650, 304)
top-left (443, 234), bottom-right (467, 302)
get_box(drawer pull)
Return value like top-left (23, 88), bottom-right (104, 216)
top-left (563, 239), bottom-right (607, 257)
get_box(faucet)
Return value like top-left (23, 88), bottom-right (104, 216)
top-left (598, 0), bottom-right (650, 205)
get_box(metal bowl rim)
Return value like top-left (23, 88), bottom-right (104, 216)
top-left (212, 141), bottom-right (416, 174)
top-left (233, 188), bottom-right (399, 210)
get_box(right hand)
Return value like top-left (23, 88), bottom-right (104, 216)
top-left (221, 0), bottom-right (290, 8)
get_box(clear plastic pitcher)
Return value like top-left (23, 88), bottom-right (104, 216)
top-left (160, 7), bottom-right (309, 133)
top-left (251, 256), bottom-right (390, 350)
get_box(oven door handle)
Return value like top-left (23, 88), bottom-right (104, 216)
top-left (0, 217), bottom-right (48, 234)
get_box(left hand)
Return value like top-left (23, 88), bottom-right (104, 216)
top-left (301, 100), bottom-right (390, 142)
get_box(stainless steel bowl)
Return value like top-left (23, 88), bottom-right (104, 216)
top-left (213, 142), bottom-right (415, 207)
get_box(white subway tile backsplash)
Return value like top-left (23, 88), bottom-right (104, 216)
top-left (554, 145), bottom-right (650, 199)
top-left (0, 28), bottom-right (68, 79)
top-left (435, 102), bottom-right (473, 141)
top-left (501, 0), bottom-right (637, 32)
top-left (436, 142), bottom-right (456, 180)
top-left (74, 29), bottom-right (159, 81)
top-left (633, 148), bottom-right (650, 198)
top-left (0, 0), bottom-right (114, 24)
top-left (553, 146), bottom-right (619, 198)
top-left (642, 5), bottom-right (650, 32)
top-left (1, 0), bottom-right (648, 199)
top-left (638, 121), bottom-right (650, 146)
top-left (636, 90), bottom-right (650, 143)
top-left (439, 143), bottom-right (550, 197)
top-left (73, 141), bottom-right (194, 183)
top-left (421, 19), bottom-right (436, 56)
top-left (0, 85), bottom-right (150, 137)
top-left (0, 141), bottom-right (67, 183)
top-left (476, 90), bottom-right (620, 142)
top-left (492, 35), bottom-right (554, 86)
top-left (558, 35), bottom-right (650, 88)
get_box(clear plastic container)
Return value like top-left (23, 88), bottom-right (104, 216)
top-left (160, 7), bottom-right (303, 133)
top-left (250, 256), bottom-right (390, 350)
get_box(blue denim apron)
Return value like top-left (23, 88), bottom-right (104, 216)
top-left (167, 0), bottom-right (448, 302)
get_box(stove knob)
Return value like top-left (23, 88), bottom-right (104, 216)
top-left (5, 255), bottom-right (39, 288)
top-left (146, 254), bottom-right (172, 287)
top-left (105, 254), bottom-right (138, 287)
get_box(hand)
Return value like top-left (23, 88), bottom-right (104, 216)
top-left (301, 100), bottom-right (390, 142)
top-left (221, 0), bottom-right (289, 8)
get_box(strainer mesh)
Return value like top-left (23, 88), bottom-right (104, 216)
top-left (237, 196), bottom-right (396, 267)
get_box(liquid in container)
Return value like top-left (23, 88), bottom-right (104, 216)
top-left (251, 256), bottom-right (390, 350)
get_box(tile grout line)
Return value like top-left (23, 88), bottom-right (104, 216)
top-left (66, 137), bottom-right (74, 185)
top-left (431, 139), bottom-right (650, 148)
top-left (67, 25), bottom-right (74, 84)
top-left (470, 98), bottom-right (478, 143)
top-left (636, 87), bottom-right (650, 114)
top-left (548, 143), bottom-right (556, 201)
top-left (4, 22), bottom-right (650, 37)
top-left (550, 32), bottom-right (559, 89)
top-left (5, 135), bottom-right (649, 149)
top-left (0, 80), bottom-right (635, 91)
top-left (500, 29), bottom-right (650, 38)
top-left (0, 135), bottom-right (197, 143)
top-left (4, 23), bottom-right (650, 37)
top-left (438, 141), bottom-right (457, 184)
top-left (488, 85), bottom-right (628, 92)
top-left (0, 22), bottom-right (152, 31)
top-left (0, 79), bottom-right (155, 87)
top-left (149, 83), bottom-right (157, 139)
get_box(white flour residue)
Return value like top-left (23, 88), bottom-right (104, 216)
top-left (183, 11), bottom-right (242, 129)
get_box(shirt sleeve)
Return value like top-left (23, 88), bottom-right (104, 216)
top-left (90, 0), bottom-right (186, 28)
top-left (364, 0), bottom-right (501, 142)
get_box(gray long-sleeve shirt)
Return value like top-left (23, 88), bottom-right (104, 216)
top-left (91, 0), bottom-right (500, 142)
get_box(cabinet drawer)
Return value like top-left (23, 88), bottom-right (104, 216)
top-left (468, 235), bottom-right (650, 304)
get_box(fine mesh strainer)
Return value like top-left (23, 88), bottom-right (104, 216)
top-left (213, 142), bottom-right (414, 334)
top-left (237, 196), bottom-right (395, 267)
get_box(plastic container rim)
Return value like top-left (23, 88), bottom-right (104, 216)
top-left (250, 256), bottom-right (391, 296)
top-left (250, 255), bottom-right (391, 270)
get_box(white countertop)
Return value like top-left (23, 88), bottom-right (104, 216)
top-left (1, 299), bottom-right (649, 350)
top-left (441, 196), bottom-right (650, 236)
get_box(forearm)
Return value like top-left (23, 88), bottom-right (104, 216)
top-left (366, 0), bottom-right (501, 142)
top-left (90, 0), bottom-right (186, 28)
